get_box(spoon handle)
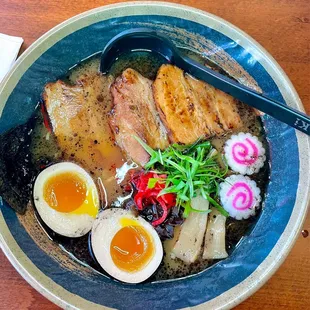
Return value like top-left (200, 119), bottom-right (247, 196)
top-left (179, 56), bottom-right (310, 136)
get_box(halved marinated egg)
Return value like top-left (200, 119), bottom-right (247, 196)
top-left (91, 208), bottom-right (163, 283)
top-left (33, 162), bottom-right (99, 237)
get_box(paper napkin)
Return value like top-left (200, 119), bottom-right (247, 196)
top-left (0, 33), bottom-right (23, 83)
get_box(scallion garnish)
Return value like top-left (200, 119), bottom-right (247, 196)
top-left (135, 136), bottom-right (229, 217)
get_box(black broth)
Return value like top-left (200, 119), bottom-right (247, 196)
top-left (0, 50), bottom-right (270, 282)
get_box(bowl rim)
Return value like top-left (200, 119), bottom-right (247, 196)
top-left (0, 1), bottom-right (309, 309)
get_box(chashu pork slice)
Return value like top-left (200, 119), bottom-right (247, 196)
top-left (185, 76), bottom-right (224, 135)
top-left (185, 74), bottom-right (242, 133)
top-left (153, 64), bottom-right (210, 145)
top-left (153, 64), bottom-right (242, 144)
top-left (43, 73), bottom-right (125, 203)
top-left (110, 68), bottom-right (169, 166)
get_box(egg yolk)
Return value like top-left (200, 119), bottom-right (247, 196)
top-left (110, 225), bottom-right (154, 272)
top-left (43, 172), bottom-right (87, 213)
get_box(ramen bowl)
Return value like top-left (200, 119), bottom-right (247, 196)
top-left (0, 2), bottom-right (309, 309)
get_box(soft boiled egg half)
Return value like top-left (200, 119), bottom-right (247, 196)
top-left (33, 162), bottom-right (100, 237)
top-left (91, 208), bottom-right (163, 283)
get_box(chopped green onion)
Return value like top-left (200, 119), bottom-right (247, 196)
top-left (135, 136), bottom-right (228, 217)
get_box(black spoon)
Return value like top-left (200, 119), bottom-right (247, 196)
top-left (100, 28), bottom-right (310, 136)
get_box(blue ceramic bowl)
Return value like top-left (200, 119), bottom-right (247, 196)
top-left (0, 2), bottom-right (309, 309)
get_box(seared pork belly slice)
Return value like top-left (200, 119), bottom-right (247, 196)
top-left (44, 73), bottom-right (125, 203)
top-left (185, 76), bottom-right (224, 135)
top-left (172, 196), bottom-right (209, 264)
top-left (153, 64), bottom-right (242, 144)
top-left (206, 85), bottom-right (242, 131)
top-left (153, 64), bottom-right (209, 145)
top-left (186, 74), bottom-right (242, 132)
top-left (203, 208), bottom-right (228, 260)
top-left (110, 68), bottom-right (169, 166)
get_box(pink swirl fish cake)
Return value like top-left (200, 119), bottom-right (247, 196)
top-left (219, 175), bottom-right (261, 220)
top-left (224, 132), bottom-right (266, 175)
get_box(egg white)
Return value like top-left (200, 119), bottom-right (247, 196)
top-left (91, 208), bottom-right (163, 283)
top-left (33, 162), bottom-right (99, 238)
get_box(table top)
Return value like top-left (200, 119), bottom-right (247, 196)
top-left (0, 0), bottom-right (309, 309)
